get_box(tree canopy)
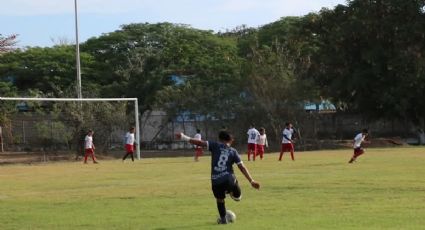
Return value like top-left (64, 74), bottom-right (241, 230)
top-left (1, 0), bottom-right (425, 136)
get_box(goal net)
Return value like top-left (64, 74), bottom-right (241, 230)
top-left (0, 97), bottom-right (140, 160)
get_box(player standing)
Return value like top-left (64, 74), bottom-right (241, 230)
top-left (176, 130), bottom-right (260, 224)
top-left (279, 122), bottom-right (295, 161)
top-left (349, 129), bottom-right (369, 163)
top-left (84, 130), bottom-right (98, 164)
top-left (247, 124), bottom-right (260, 161)
top-left (255, 127), bottom-right (268, 160)
top-left (193, 129), bottom-right (203, 162)
top-left (122, 127), bottom-right (136, 162)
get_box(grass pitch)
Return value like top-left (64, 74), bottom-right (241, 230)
top-left (0, 147), bottom-right (424, 229)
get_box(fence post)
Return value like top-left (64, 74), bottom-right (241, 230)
top-left (0, 126), bottom-right (3, 152)
top-left (22, 120), bottom-right (26, 144)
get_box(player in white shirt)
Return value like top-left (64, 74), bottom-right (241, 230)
top-left (246, 124), bottom-right (260, 161)
top-left (193, 129), bottom-right (203, 161)
top-left (84, 129), bottom-right (98, 164)
top-left (349, 129), bottom-right (369, 163)
top-left (122, 127), bottom-right (136, 162)
top-left (255, 127), bottom-right (268, 160)
top-left (279, 122), bottom-right (295, 161)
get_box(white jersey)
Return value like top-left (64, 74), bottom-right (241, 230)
top-left (125, 132), bottom-right (135, 145)
top-left (194, 133), bottom-right (202, 141)
top-left (353, 133), bottom-right (365, 148)
top-left (257, 134), bottom-right (268, 147)
top-left (247, 128), bottom-right (260, 144)
top-left (193, 133), bottom-right (202, 148)
top-left (85, 135), bottom-right (93, 149)
top-left (281, 128), bottom-right (294, 144)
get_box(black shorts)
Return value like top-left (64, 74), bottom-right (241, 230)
top-left (212, 176), bottom-right (241, 200)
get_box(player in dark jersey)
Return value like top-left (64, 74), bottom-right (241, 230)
top-left (176, 130), bottom-right (260, 224)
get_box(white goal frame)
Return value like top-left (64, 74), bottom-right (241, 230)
top-left (0, 97), bottom-right (141, 160)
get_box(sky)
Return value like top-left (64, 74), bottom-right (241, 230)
top-left (1, 0), bottom-right (346, 47)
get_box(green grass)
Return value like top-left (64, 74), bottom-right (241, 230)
top-left (1, 147), bottom-right (425, 229)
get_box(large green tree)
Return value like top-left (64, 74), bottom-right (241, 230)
top-left (84, 23), bottom-right (243, 119)
top-left (306, 0), bottom-right (425, 127)
top-left (0, 45), bottom-right (94, 97)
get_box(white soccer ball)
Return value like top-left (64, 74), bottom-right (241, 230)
top-left (226, 210), bottom-right (236, 223)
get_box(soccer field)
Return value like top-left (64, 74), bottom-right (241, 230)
top-left (0, 147), bottom-right (424, 230)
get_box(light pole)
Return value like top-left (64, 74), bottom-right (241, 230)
top-left (74, 0), bottom-right (82, 99)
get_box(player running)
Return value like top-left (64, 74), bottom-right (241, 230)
top-left (247, 124), bottom-right (260, 161)
top-left (176, 130), bottom-right (260, 224)
top-left (122, 127), bottom-right (136, 162)
top-left (193, 129), bottom-right (203, 162)
top-left (255, 127), bottom-right (268, 160)
top-left (348, 129), bottom-right (369, 163)
top-left (84, 129), bottom-right (98, 164)
top-left (279, 122), bottom-right (295, 161)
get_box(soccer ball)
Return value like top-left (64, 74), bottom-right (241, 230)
top-left (226, 210), bottom-right (236, 223)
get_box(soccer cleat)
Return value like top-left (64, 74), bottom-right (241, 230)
top-left (217, 217), bottom-right (228, 224)
top-left (229, 192), bottom-right (242, 201)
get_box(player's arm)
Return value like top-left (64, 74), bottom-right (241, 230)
top-left (237, 163), bottom-right (260, 189)
top-left (176, 133), bottom-right (208, 147)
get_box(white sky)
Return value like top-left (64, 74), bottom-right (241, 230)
top-left (1, 0), bottom-right (347, 47)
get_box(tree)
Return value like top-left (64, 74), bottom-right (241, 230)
top-left (305, 0), bottom-right (425, 127)
top-left (0, 45), bottom-right (95, 97)
top-left (0, 34), bottom-right (17, 53)
top-left (84, 23), bottom-right (243, 121)
top-left (231, 22), bottom-right (316, 141)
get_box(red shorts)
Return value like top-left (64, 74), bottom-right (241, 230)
top-left (195, 146), bottom-right (203, 155)
top-left (354, 147), bottom-right (364, 155)
top-left (85, 148), bottom-right (94, 154)
top-left (257, 144), bottom-right (265, 155)
top-left (125, 144), bottom-right (134, 153)
top-left (281, 143), bottom-right (294, 152)
top-left (247, 143), bottom-right (256, 151)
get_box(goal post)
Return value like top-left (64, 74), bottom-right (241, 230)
top-left (0, 97), bottom-right (141, 160)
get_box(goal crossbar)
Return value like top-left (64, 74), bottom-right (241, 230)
top-left (0, 97), bottom-right (141, 160)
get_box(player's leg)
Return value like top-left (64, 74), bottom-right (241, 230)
top-left (228, 178), bottom-right (242, 201)
top-left (216, 199), bottom-right (227, 224)
top-left (348, 149), bottom-right (356, 163)
top-left (279, 144), bottom-right (284, 161)
top-left (92, 153), bottom-right (98, 163)
top-left (258, 145), bottom-right (264, 160)
top-left (83, 149), bottom-right (89, 163)
top-left (348, 149), bottom-right (355, 163)
top-left (84, 149), bottom-right (94, 163)
top-left (247, 144), bottom-right (251, 161)
top-left (253, 144), bottom-right (257, 161)
top-left (123, 144), bottom-right (134, 162)
top-left (90, 149), bottom-right (98, 163)
top-left (290, 144), bottom-right (295, 161)
top-left (349, 148), bottom-right (364, 163)
top-left (194, 147), bottom-right (201, 162)
top-left (212, 184), bottom-right (228, 224)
